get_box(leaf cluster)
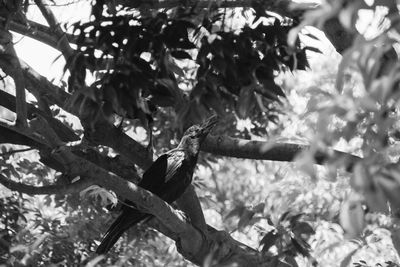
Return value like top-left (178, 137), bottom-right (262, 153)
top-left (67, 3), bottom-right (311, 132)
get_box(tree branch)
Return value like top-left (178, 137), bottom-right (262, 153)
top-left (0, 28), bottom-right (27, 127)
top-left (70, 146), bottom-right (140, 183)
top-left (34, 0), bottom-right (74, 60)
top-left (0, 89), bottom-right (79, 142)
top-left (18, 59), bottom-right (154, 169)
top-left (0, 118), bottom-right (48, 147)
top-left (0, 147), bottom-right (34, 157)
top-left (202, 135), bottom-right (361, 171)
top-left (2, 16), bottom-right (58, 47)
top-left (0, 172), bottom-right (92, 195)
top-left (0, 123), bottom-right (41, 147)
top-left (19, 59), bottom-right (70, 107)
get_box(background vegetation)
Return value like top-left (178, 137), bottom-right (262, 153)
top-left (1, 0), bottom-right (400, 266)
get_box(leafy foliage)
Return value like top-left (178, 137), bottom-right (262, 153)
top-left (68, 3), bottom-right (309, 132)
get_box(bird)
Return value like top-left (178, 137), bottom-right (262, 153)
top-left (96, 115), bottom-right (218, 254)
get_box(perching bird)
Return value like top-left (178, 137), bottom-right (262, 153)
top-left (96, 115), bottom-right (218, 254)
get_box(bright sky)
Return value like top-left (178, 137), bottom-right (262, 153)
top-left (14, 1), bottom-right (91, 84)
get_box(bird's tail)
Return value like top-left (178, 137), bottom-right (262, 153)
top-left (96, 210), bottom-right (148, 254)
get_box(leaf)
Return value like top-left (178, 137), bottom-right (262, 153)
top-left (253, 203), bottom-right (265, 214)
top-left (177, 39), bottom-right (196, 50)
top-left (291, 237), bottom-right (310, 257)
top-left (260, 230), bottom-right (279, 252)
top-left (288, 213), bottom-right (304, 226)
top-left (212, 57), bottom-right (227, 75)
top-left (283, 256), bottom-right (299, 267)
top-left (236, 87), bottom-right (255, 118)
top-left (305, 46), bottom-right (322, 54)
top-left (293, 221), bottom-right (315, 236)
top-left (296, 49), bottom-right (309, 70)
top-left (279, 211), bottom-right (291, 223)
top-left (203, 92), bottom-right (225, 115)
top-left (31, 233), bottom-right (50, 251)
top-left (259, 81), bottom-right (285, 98)
top-left (304, 33), bottom-right (320, 41)
top-left (238, 209), bottom-right (255, 229)
top-left (156, 78), bottom-right (179, 96)
top-left (225, 205), bottom-right (245, 220)
top-left (170, 50), bottom-right (192, 60)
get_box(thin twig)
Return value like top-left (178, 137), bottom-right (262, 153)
top-left (34, 0), bottom-right (74, 59)
top-left (0, 147), bottom-right (35, 157)
top-left (0, 172), bottom-right (93, 195)
top-left (28, 0), bottom-right (84, 7)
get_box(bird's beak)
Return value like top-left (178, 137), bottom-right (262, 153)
top-left (200, 115), bottom-right (218, 134)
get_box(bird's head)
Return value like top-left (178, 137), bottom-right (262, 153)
top-left (178, 115), bottom-right (218, 155)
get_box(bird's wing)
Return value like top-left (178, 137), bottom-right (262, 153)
top-left (164, 150), bottom-right (185, 182)
top-left (139, 150), bottom-right (185, 192)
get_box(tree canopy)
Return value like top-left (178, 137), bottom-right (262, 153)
top-left (1, 0), bottom-right (400, 266)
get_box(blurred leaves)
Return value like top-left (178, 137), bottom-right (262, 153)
top-left (339, 193), bottom-right (366, 239)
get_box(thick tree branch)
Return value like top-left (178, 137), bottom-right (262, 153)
top-left (0, 118), bottom-right (48, 147)
top-left (70, 146), bottom-right (140, 183)
top-left (0, 28), bottom-right (27, 127)
top-left (0, 172), bottom-right (92, 195)
top-left (202, 135), bottom-right (361, 171)
top-left (1, 16), bottom-right (59, 48)
top-left (20, 59), bottom-right (70, 107)
top-left (1, 16), bottom-right (96, 52)
top-left (0, 123), bottom-right (42, 147)
top-left (83, 120), bottom-right (153, 169)
top-left (0, 89), bottom-right (79, 142)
